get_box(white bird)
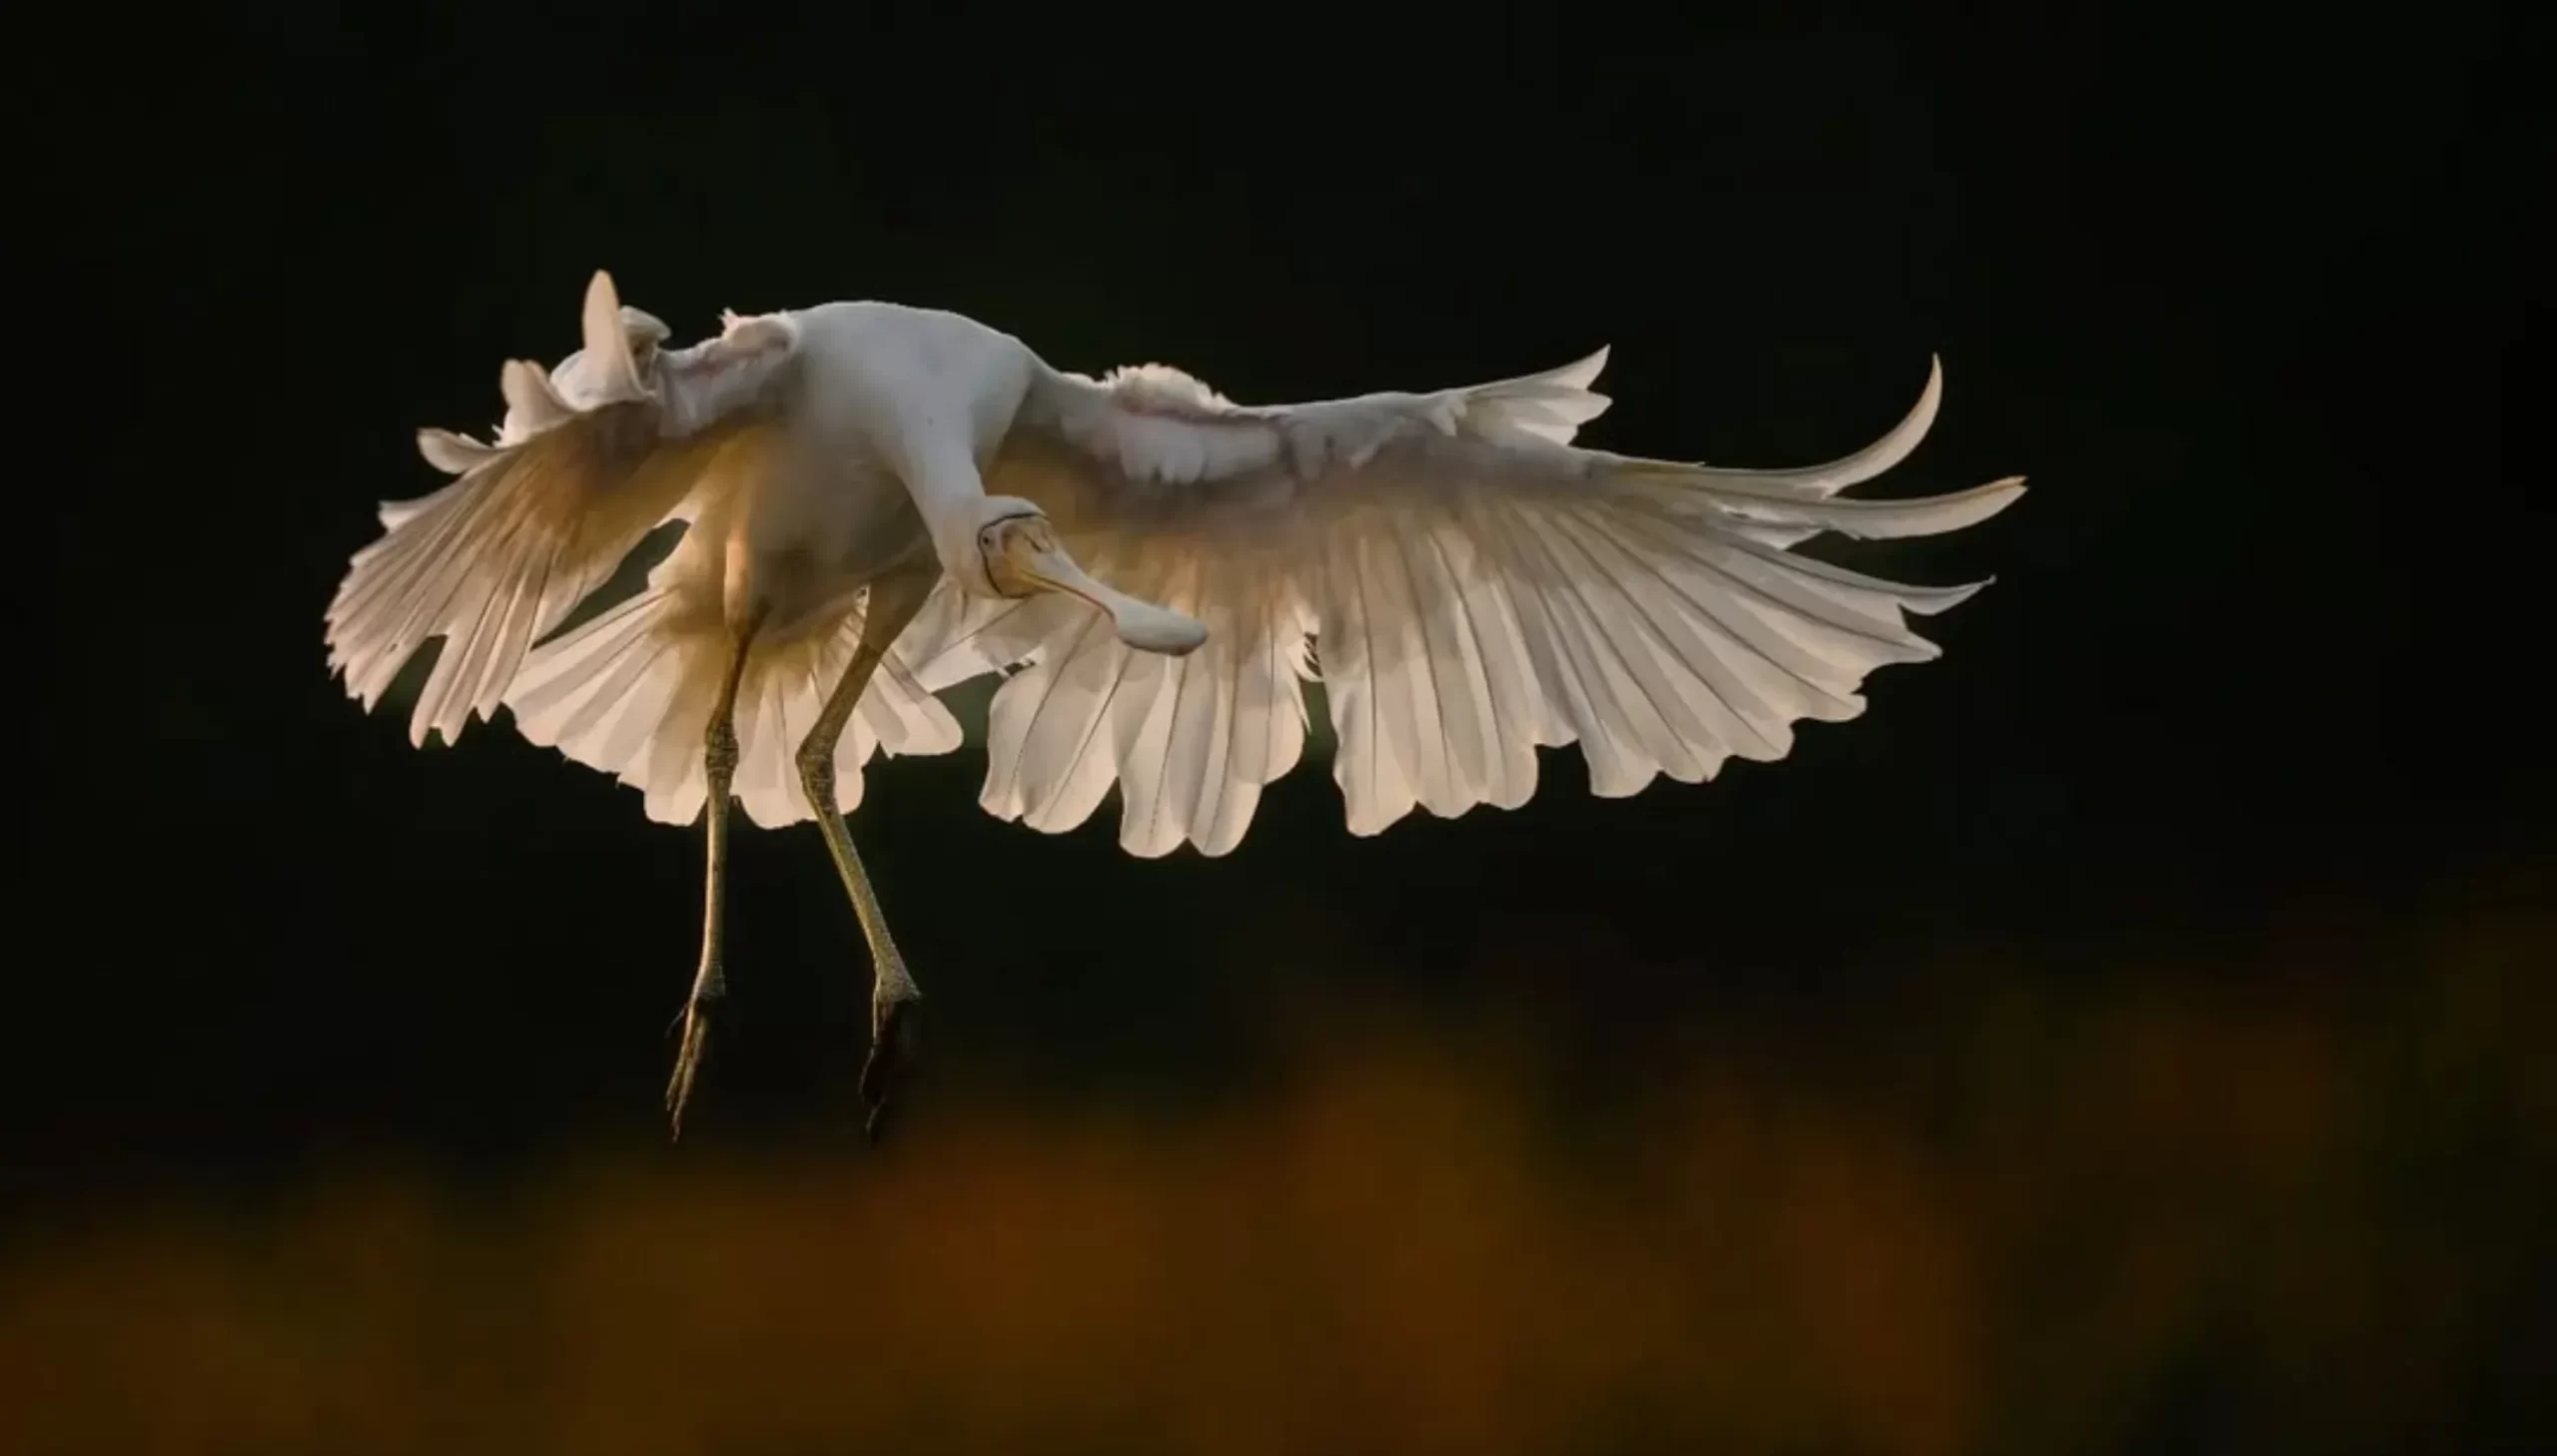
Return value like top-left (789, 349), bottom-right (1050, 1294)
top-left (325, 271), bottom-right (2024, 1138)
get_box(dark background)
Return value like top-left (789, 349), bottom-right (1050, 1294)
top-left (15, 5), bottom-right (2548, 1453)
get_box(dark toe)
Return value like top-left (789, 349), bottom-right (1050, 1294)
top-left (860, 997), bottom-right (921, 1142)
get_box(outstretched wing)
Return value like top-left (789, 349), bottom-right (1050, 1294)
top-left (920, 349), bottom-right (2022, 857)
top-left (325, 271), bottom-right (797, 747)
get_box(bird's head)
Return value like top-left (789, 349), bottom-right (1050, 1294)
top-left (959, 495), bottom-right (1207, 657)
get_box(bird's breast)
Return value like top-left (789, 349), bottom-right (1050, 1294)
top-left (725, 441), bottom-right (928, 643)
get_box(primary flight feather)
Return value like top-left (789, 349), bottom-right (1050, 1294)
top-left (325, 271), bottom-right (2024, 1137)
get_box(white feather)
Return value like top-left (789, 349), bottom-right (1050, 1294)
top-left (939, 352), bottom-right (2021, 855)
top-left (504, 553), bottom-right (961, 829)
top-left (337, 275), bottom-right (2016, 862)
top-left (326, 273), bottom-right (799, 748)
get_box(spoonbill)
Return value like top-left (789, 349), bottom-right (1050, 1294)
top-left (325, 271), bottom-right (2024, 1137)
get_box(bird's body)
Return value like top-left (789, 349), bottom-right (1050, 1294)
top-left (516, 300), bottom-right (1050, 829)
top-left (326, 272), bottom-right (2024, 1136)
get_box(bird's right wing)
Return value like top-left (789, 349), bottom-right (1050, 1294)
top-left (916, 349), bottom-right (2021, 858)
top-left (326, 271), bottom-right (798, 747)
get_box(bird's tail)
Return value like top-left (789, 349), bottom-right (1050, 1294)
top-left (502, 578), bottom-right (964, 828)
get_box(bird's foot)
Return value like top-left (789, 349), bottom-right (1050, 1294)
top-left (860, 987), bottom-right (921, 1143)
top-left (665, 981), bottom-right (721, 1139)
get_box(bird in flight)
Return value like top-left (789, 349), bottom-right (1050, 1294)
top-left (326, 272), bottom-right (2024, 1139)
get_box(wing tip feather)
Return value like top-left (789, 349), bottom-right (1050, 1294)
top-left (1904, 574), bottom-right (1997, 616)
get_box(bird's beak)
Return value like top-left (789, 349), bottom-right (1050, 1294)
top-left (991, 516), bottom-right (1208, 657)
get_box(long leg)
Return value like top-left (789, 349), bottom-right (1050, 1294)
top-left (665, 605), bottom-right (768, 1139)
top-left (796, 564), bottom-right (938, 1141)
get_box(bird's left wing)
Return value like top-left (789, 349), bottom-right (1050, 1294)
top-left (326, 272), bottom-right (797, 747)
top-left (915, 349), bottom-right (2022, 857)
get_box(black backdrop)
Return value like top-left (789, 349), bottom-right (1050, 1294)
top-left (21, 5), bottom-right (2542, 1183)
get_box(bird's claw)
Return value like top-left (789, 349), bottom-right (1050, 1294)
top-left (665, 993), bottom-right (717, 1139)
top-left (860, 993), bottom-right (920, 1143)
